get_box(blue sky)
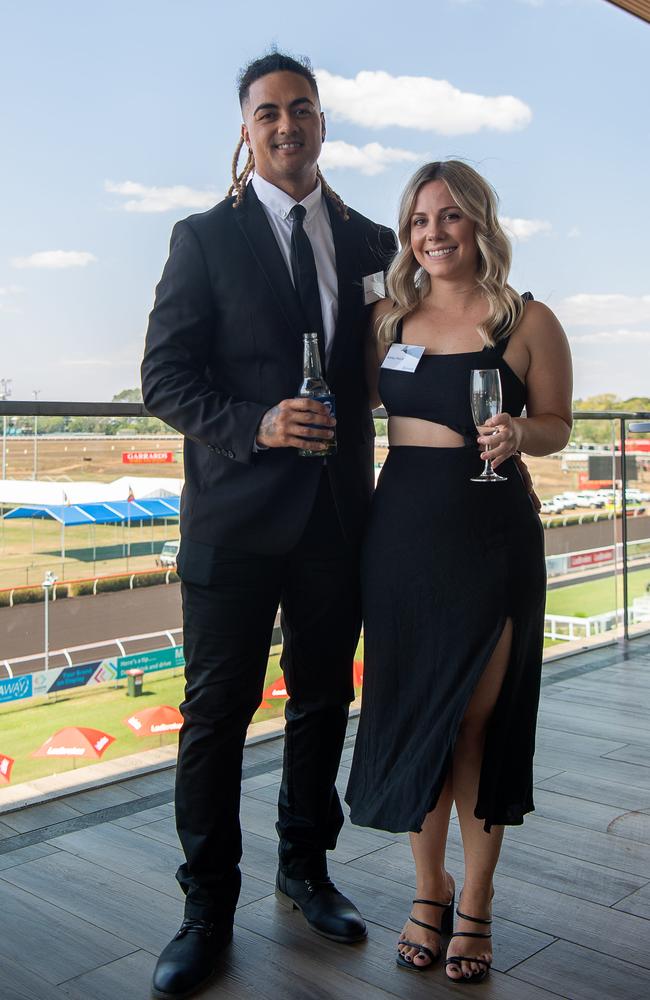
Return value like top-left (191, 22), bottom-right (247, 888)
top-left (1, 0), bottom-right (648, 403)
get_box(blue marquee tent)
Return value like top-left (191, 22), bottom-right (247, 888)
top-left (3, 497), bottom-right (180, 525)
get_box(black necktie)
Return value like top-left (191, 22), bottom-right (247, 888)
top-left (289, 204), bottom-right (325, 362)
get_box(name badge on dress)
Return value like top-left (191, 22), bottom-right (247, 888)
top-left (381, 343), bottom-right (425, 373)
top-left (363, 271), bottom-right (386, 304)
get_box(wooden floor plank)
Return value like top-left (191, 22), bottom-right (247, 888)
top-left (0, 879), bottom-right (137, 985)
top-left (604, 744), bottom-right (650, 766)
top-left (239, 792), bottom-right (392, 863)
top-left (0, 634), bottom-right (646, 1000)
top-left (479, 831), bottom-right (643, 905)
top-left (234, 893), bottom-right (558, 999)
top-left (344, 843), bottom-right (555, 971)
top-left (46, 821), bottom-right (184, 897)
top-left (1, 954), bottom-right (70, 1000)
top-left (606, 810), bottom-right (650, 844)
top-left (59, 782), bottom-right (141, 815)
top-left (119, 769), bottom-right (175, 797)
top-left (58, 950), bottom-right (165, 1000)
top-left (501, 812), bottom-right (650, 877)
top-left (492, 871), bottom-right (650, 969)
top-left (0, 841), bottom-right (61, 871)
top-left (534, 726), bottom-right (628, 757)
top-left (1, 851), bottom-right (184, 954)
top-left (1, 799), bottom-right (83, 834)
top-left (535, 769), bottom-right (650, 811)
top-left (111, 801), bottom-right (174, 830)
top-left (509, 938), bottom-right (650, 1000)
top-left (530, 788), bottom-right (633, 836)
top-left (538, 706), bottom-right (650, 749)
top-left (613, 880), bottom-right (650, 920)
top-left (533, 747), bottom-right (650, 793)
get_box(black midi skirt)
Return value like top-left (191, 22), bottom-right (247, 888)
top-left (345, 446), bottom-right (546, 833)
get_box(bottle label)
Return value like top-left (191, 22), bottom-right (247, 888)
top-left (298, 393), bottom-right (337, 457)
top-left (313, 393), bottom-right (336, 419)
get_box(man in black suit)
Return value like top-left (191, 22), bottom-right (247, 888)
top-left (142, 52), bottom-right (396, 998)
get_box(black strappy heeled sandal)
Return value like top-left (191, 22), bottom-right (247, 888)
top-left (444, 906), bottom-right (492, 984)
top-left (396, 894), bottom-right (455, 972)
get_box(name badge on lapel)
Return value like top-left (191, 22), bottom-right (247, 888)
top-left (381, 343), bottom-right (425, 373)
top-left (363, 271), bottom-right (386, 305)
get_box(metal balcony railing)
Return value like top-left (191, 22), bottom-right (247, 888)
top-left (2, 401), bottom-right (650, 643)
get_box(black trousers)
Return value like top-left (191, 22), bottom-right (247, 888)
top-left (175, 472), bottom-right (361, 924)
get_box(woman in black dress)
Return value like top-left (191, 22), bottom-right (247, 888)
top-left (346, 161), bottom-right (572, 983)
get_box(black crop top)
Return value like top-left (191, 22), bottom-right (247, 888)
top-left (379, 303), bottom-right (530, 445)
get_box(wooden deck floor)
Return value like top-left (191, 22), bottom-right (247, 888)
top-left (2, 636), bottom-right (650, 999)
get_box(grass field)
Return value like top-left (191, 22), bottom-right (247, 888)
top-left (0, 516), bottom-right (178, 589)
top-left (546, 566), bottom-right (650, 617)
top-left (0, 652), bottom-right (282, 788)
top-left (0, 639), bottom-right (365, 789)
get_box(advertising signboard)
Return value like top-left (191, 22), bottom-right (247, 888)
top-left (122, 451), bottom-right (174, 464)
top-left (116, 646), bottom-right (184, 678)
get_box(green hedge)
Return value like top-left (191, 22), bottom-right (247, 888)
top-left (0, 572), bottom-right (179, 606)
top-left (0, 585), bottom-right (70, 607)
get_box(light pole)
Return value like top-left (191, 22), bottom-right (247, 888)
top-left (42, 570), bottom-right (58, 670)
top-left (0, 377), bottom-right (11, 480)
top-left (33, 389), bottom-right (40, 481)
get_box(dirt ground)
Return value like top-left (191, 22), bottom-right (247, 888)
top-left (2, 434), bottom-right (183, 482)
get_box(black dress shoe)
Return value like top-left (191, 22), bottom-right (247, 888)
top-left (275, 870), bottom-right (367, 943)
top-left (151, 918), bottom-right (232, 999)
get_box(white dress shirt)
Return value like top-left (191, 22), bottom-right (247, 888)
top-left (251, 172), bottom-right (338, 364)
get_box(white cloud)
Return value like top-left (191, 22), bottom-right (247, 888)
top-left (500, 217), bottom-right (552, 240)
top-left (319, 140), bottom-right (421, 176)
top-left (106, 180), bottom-right (218, 213)
top-left (569, 328), bottom-right (650, 345)
top-left (557, 294), bottom-right (650, 326)
top-left (11, 251), bottom-right (97, 270)
top-left (316, 69), bottom-right (532, 135)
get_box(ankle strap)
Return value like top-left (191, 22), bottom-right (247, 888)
top-left (456, 908), bottom-right (492, 925)
top-left (408, 915), bottom-right (441, 935)
top-left (451, 930), bottom-right (492, 940)
top-left (413, 897), bottom-right (453, 908)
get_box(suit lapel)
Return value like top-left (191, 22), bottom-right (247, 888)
top-left (326, 198), bottom-right (360, 377)
top-left (234, 184), bottom-right (304, 348)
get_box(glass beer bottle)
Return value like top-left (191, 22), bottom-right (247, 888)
top-left (298, 332), bottom-right (337, 457)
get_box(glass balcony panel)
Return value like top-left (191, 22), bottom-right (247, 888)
top-left (0, 408), bottom-right (288, 790)
top-left (624, 418), bottom-right (650, 639)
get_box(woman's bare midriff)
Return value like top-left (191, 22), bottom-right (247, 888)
top-left (388, 416), bottom-right (468, 448)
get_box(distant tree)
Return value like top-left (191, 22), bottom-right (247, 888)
top-left (571, 395), bottom-right (650, 444)
top-left (112, 388), bottom-right (143, 403)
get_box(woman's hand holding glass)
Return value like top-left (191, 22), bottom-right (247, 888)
top-left (477, 411), bottom-right (522, 470)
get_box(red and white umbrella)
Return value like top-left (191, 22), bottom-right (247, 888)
top-left (31, 727), bottom-right (115, 764)
top-left (0, 753), bottom-right (15, 784)
top-left (123, 705), bottom-right (183, 737)
top-left (259, 674), bottom-right (288, 710)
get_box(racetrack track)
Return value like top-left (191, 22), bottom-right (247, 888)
top-left (1, 584), bottom-right (183, 675)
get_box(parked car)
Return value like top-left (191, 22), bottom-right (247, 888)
top-left (574, 493), bottom-right (606, 509)
top-left (552, 494), bottom-right (578, 510)
top-left (541, 499), bottom-right (565, 514)
top-left (158, 539), bottom-right (180, 568)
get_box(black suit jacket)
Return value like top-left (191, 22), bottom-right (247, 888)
top-left (141, 185), bottom-right (396, 576)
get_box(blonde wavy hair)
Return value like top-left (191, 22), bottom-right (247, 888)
top-left (378, 160), bottom-right (524, 346)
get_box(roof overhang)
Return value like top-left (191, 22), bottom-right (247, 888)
top-left (605, 1), bottom-right (650, 23)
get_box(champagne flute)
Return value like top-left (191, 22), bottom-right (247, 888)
top-left (470, 369), bottom-right (507, 483)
